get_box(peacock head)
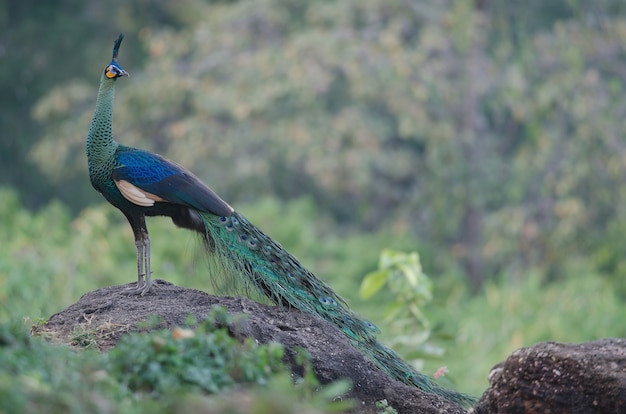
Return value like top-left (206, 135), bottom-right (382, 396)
top-left (104, 33), bottom-right (129, 80)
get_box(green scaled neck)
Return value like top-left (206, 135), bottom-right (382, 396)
top-left (86, 73), bottom-right (120, 177)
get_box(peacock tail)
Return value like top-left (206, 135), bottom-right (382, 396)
top-left (200, 212), bottom-right (379, 341)
top-left (199, 211), bottom-right (477, 407)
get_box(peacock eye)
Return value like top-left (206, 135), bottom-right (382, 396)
top-left (105, 65), bottom-right (117, 79)
top-left (105, 64), bottom-right (127, 79)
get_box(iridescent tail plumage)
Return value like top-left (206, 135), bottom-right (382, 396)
top-left (199, 211), bottom-right (476, 407)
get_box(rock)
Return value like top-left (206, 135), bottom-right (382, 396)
top-left (35, 280), bottom-right (469, 414)
top-left (475, 339), bottom-right (626, 414)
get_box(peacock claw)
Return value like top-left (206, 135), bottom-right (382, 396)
top-left (122, 271), bottom-right (158, 295)
top-left (122, 283), bottom-right (147, 295)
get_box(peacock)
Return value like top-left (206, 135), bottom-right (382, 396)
top-left (86, 34), bottom-right (476, 407)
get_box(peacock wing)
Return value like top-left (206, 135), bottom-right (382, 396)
top-left (112, 148), bottom-right (233, 217)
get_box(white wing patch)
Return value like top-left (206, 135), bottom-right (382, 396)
top-left (115, 179), bottom-right (164, 207)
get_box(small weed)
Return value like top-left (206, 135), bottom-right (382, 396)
top-left (375, 399), bottom-right (398, 414)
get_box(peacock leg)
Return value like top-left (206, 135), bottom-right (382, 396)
top-left (140, 234), bottom-right (152, 295)
top-left (124, 224), bottom-right (153, 295)
top-left (135, 238), bottom-right (145, 288)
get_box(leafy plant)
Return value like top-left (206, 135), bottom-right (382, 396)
top-left (108, 317), bottom-right (286, 395)
top-left (375, 399), bottom-right (398, 414)
top-left (360, 249), bottom-right (442, 364)
top-left (0, 317), bottom-right (355, 414)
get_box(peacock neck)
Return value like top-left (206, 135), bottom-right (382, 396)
top-left (86, 75), bottom-right (119, 173)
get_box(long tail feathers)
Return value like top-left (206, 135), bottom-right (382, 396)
top-left (198, 210), bottom-right (476, 407)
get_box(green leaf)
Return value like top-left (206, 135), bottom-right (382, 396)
top-left (359, 270), bottom-right (389, 299)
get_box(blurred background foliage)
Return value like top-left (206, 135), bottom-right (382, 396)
top-left (1, 0), bottom-right (626, 397)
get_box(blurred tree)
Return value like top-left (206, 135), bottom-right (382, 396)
top-left (0, 0), bottom-right (213, 208)
top-left (21, 0), bottom-right (626, 291)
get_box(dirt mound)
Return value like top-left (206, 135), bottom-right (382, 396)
top-left (36, 280), bottom-right (468, 414)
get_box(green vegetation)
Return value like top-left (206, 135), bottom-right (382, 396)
top-left (0, 314), bottom-right (353, 414)
top-left (1, 188), bottom-right (624, 400)
top-left (439, 272), bottom-right (625, 395)
top-left (1, 0), bottom-right (625, 410)
top-left (360, 250), bottom-right (439, 362)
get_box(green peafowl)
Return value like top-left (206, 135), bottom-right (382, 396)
top-left (86, 34), bottom-right (476, 407)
